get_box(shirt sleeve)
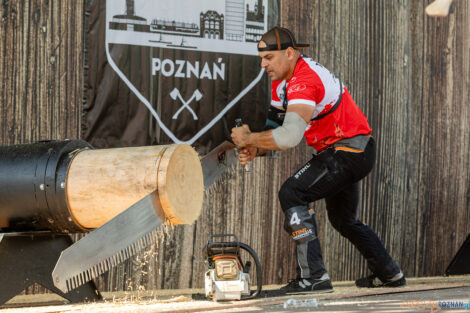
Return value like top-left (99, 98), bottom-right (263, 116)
top-left (270, 80), bottom-right (282, 107)
top-left (286, 78), bottom-right (323, 107)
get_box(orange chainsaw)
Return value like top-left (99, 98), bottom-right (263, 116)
top-left (203, 234), bottom-right (262, 301)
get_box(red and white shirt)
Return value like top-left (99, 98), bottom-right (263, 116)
top-left (271, 56), bottom-right (372, 152)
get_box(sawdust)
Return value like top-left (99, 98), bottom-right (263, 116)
top-left (111, 295), bottom-right (193, 305)
top-left (0, 225), bottom-right (188, 313)
top-left (158, 295), bottom-right (193, 303)
top-left (111, 224), bottom-right (176, 302)
top-left (4, 277), bottom-right (470, 313)
top-left (1, 296), bottom-right (194, 313)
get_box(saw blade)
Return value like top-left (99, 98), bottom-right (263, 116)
top-left (52, 191), bottom-right (163, 293)
top-left (201, 141), bottom-right (238, 189)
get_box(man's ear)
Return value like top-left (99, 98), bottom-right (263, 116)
top-left (286, 47), bottom-right (297, 60)
top-left (258, 40), bottom-right (267, 49)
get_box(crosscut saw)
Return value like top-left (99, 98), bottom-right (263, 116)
top-left (52, 142), bottom-right (238, 293)
top-left (52, 191), bottom-right (163, 293)
top-left (201, 141), bottom-right (238, 189)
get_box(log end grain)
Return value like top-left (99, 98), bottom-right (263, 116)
top-left (157, 144), bottom-right (204, 225)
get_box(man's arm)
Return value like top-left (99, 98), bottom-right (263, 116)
top-left (231, 103), bottom-right (315, 150)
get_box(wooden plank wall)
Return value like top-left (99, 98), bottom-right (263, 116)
top-left (0, 0), bottom-right (468, 294)
top-left (0, 0), bottom-right (83, 144)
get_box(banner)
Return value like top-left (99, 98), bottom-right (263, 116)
top-left (83, 0), bottom-right (277, 153)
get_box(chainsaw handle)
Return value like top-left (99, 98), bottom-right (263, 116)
top-left (239, 242), bottom-right (262, 300)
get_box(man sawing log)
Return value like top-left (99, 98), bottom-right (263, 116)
top-left (230, 27), bottom-right (407, 295)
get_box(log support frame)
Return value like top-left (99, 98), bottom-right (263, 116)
top-left (0, 233), bottom-right (102, 305)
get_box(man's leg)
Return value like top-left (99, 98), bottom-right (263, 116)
top-left (322, 140), bottom-right (405, 287)
top-left (296, 208), bottom-right (326, 279)
top-left (278, 148), bottom-right (350, 293)
top-left (282, 206), bottom-right (327, 279)
top-left (325, 182), bottom-right (404, 286)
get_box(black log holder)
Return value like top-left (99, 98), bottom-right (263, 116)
top-left (0, 231), bottom-right (102, 306)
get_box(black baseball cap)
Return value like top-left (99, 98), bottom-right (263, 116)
top-left (257, 27), bottom-right (310, 52)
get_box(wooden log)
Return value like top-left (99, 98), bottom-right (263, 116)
top-left (66, 144), bottom-right (203, 229)
top-left (426, 0), bottom-right (454, 17)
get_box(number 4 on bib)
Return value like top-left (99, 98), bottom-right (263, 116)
top-left (290, 212), bottom-right (301, 225)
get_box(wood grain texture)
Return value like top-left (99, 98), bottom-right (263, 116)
top-left (0, 0), bottom-right (468, 294)
top-left (156, 144), bottom-right (204, 225)
top-left (66, 144), bottom-right (202, 229)
top-left (0, 0), bottom-right (83, 144)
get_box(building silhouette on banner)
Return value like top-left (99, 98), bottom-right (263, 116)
top-left (224, 0), bottom-right (244, 41)
top-left (109, 0), bottom-right (150, 32)
top-left (245, 0), bottom-right (265, 42)
top-left (200, 11), bottom-right (224, 39)
top-left (109, 0), bottom-right (265, 43)
top-left (150, 20), bottom-right (200, 37)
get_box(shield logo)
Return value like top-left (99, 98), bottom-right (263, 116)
top-left (105, 0), bottom-right (268, 147)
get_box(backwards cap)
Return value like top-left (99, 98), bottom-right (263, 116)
top-left (258, 27), bottom-right (310, 52)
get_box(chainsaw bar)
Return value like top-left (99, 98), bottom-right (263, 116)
top-left (52, 191), bottom-right (163, 293)
top-left (201, 141), bottom-right (238, 189)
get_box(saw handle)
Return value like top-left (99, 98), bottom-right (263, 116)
top-left (235, 118), bottom-right (251, 172)
top-left (239, 242), bottom-right (262, 300)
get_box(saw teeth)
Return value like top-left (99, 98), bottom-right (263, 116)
top-left (55, 225), bottom-right (161, 292)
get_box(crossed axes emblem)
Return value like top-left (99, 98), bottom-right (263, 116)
top-left (170, 88), bottom-right (203, 120)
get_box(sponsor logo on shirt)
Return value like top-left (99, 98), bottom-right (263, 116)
top-left (288, 83), bottom-right (307, 93)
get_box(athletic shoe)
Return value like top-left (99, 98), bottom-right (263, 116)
top-left (355, 271), bottom-right (407, 288)
top-left (279, 274), bottom-right (334, 294)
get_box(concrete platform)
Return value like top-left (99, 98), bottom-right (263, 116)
top-left (1, 276), bottom-right (469, 312)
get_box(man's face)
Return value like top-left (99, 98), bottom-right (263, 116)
top-left (258, 41), bottom-right (291, 81)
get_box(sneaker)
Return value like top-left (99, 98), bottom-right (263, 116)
top-left (279, 274), bottom-right (334, 294)
top-left (355, 271), bottom-right (407, 288)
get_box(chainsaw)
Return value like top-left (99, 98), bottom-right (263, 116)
top-left (203, 234), bottom-right (262, 301)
